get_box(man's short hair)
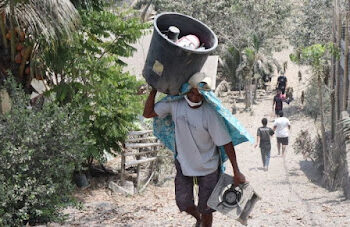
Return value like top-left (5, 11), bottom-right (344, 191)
top-left (278, 111), bottom-right (284, 117)
top-left (262, 118), bottom-right (267, 126)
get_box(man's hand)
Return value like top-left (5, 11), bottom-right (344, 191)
top-left (143, 87), bottom-right (158, 118)
top-left (223, 142), bottom-right (247, 186)
top-left (234, 171), bottom-right (246, 186)
top-left (137, 84), bottom-right (148, 95)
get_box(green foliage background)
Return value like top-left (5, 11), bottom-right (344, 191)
top-left (289, 0), bottom-right (333, 49)
top-left (0, 1), bottom-right (149, 224)
top-left (290, 43), bottom-right (338, 123)
top-left (303, 80), bottom-right (331, 122)
top-left (0, 78), bottom-right (88, 225)
top-left (41, 3), bottom-right (148, 162)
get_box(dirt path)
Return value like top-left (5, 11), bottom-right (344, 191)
top-left (59, 48), bottom-right (350, 227)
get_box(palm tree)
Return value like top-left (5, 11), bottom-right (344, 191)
top-left (0, 0), bottom-right (79, 91)
top-left (222, 46), bottom-right (242, 93)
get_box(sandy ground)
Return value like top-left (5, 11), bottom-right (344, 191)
top-left (56, 48), bottom-right (350, 227)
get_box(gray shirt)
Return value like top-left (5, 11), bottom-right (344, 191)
top-left (155, 99), bottom-right (231, 176)
top-left (257, 126), bottom-right (274, 147)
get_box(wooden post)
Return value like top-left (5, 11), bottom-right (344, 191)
top-left (149, 144), bottom-right (156, 183)
top-left (123, 131), bottom-right (161, 193)
top-left (121, 144), bottom-right (126, 186)
top-left (136, 162), bottom-right (141, 192)
top-left (136, 134), bottom-right (144, 192)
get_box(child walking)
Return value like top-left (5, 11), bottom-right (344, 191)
top-left (255, 118), bottom-right (274, 171)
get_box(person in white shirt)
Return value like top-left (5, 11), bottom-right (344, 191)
top-left (273, 111), bottom-right (291, 156)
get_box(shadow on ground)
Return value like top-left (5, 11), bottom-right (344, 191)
top-left (249, 167), bottom-right (265, 171)
top-left (283, 104), bottom-right (304, 121)
top-left (283, 157), bottom-right (318, 226)
top-left (299, 160), bottom-right (324, 188)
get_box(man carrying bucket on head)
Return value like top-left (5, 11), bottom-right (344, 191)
top-left (143, 72), bottom-right (253, 227)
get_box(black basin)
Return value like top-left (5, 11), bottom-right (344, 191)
top-left (142, 12), bottom-right (218, 95)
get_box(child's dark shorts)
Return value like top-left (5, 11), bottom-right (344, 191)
top-left (277, 137), bottom-right (289, 145)
top-left (174, 160), bottom-right (219, 214)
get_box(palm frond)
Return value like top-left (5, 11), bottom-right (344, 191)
top-left (0, 0), bottom-right (79, 42)
top-left (340, 117), bottom-right (350, 143)
top-left (271, 58), bottom-right (282, 73)
top-left (252, 34), bottom-right (261, 52)
top-left (243, 47), bottom-right (256, 66)
top-left (222, 46), bottom-right (241, 77)
top-left (265, 61), bottom-right (274, 74)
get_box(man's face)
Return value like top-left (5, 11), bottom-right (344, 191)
top-left (187, 88), bottom-right (204, 103)
top-left (277, 90), bottom-right (281, 95)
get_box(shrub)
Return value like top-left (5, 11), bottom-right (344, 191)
top-left (153, 148), bottom-right (175, 186)
top-left (293, 130), bottom-right (323, 166)
top-left (303, 81), bottom-right (331, 121)
top-left (0, 78), bottom-right (88, 225)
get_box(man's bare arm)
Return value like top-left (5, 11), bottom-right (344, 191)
top-left (223, 142), bottom-right (246, 186)
top-left (143, 88), bottom-right (158, 118)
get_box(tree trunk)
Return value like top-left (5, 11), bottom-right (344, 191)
top-left (331, 1), bottom-right (337, 140)
top-left (141, 0), bottom-right (153, 22)
top-left (331, 64), bottom-right (336, 140)
top-left (251, 84), bottom-right (256, 104)
top-left (318, 73), bottom-right (328, 173)
top-left (343, 12), bottom-right (349, 111)
top-left (252, 78), bottom-right (258, 104)
top-left (244, 76), bottom-right (251, 109)
top-left (329, 4), bottom-right (337, 141)
top-left (9, 0), bottom-right (16, 63)
top-left (0, 13), bottom-right (8, 49)
top-left (335, 4), bottom-right (341, 120)
top-left (244, 80), bottom-right (249, 108)
top-left (18, 46), bottom-right (33, 88)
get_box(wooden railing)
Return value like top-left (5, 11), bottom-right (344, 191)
top-left (121, 130), bottom-right (164, 193)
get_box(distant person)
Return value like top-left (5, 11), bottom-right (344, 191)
top-left (255, 118), bottom-right (274, 171)
top-left (277, 74), bottom-right (287, 94)
top-left (273, 111), bottom-right (291, 156)
top-left (284, 87), bottom-right (294, 105)
top-left (272, 89), bottom-right (283, 117)
top-left (301, 90), bottom-right (305, 105)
